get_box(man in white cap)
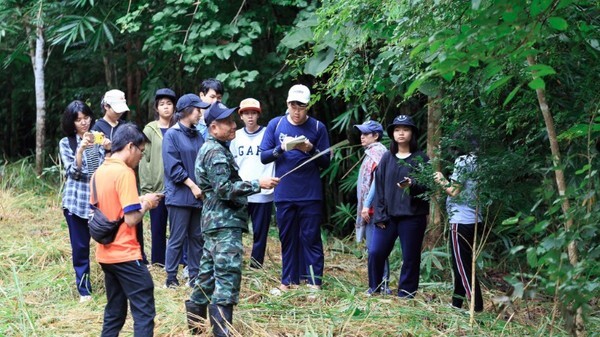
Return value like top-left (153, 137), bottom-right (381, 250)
top-left (260, 84), bottom-right (331, 293)
top-left (228, 98), bottom-right (276, 269)
top-left (92, 89), bottom-right (130, 143)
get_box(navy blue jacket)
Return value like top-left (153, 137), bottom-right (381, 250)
top-left (162, 122), bottom-right (205, 208)
top-left (91, 118), bottom-right (122, 141)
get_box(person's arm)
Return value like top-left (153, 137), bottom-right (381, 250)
top-left (372, 155), bottom-right (389, 227)
top-left (434, 171), bottom-right (461, 197)
top-left (260, 118), bottom-right (283, 164)
top-left (206, 149), bottom-right (263, 200)
top-left (123, 193), bottom-right (162, 227)
top-left (162, 133), bottom-right (192, 183)
top-left (60, 136), bottom-right (91, 180)
top-left (360, 178), bottom-right (376, 222)
top-left (310, 122), bottom-right (331, 168)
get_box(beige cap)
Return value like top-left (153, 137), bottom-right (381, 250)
top-left (239, 98), bottom-right (261, 113)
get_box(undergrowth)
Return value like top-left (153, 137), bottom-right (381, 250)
top-left (0, 160), bottom-right (594, 336)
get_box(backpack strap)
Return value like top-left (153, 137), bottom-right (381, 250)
top-left (68, 136), bottom-right (78, 155)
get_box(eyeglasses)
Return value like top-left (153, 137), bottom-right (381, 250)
top-left (289, 101), bottom-right (308, 109)
top-left (132, 144), bottom-right (145, 156)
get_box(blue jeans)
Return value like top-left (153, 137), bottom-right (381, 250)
top-left (63, 209), bottom-right (92, 296)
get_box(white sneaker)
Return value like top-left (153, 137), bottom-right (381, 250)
top-left (79, 295), bottom-right (92, 303)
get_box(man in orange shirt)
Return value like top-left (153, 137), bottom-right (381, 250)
top-left (92, 123), bottom-right (162, 336)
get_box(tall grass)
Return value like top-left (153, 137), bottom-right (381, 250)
top-left (0, 159), bottom-right (589, 336)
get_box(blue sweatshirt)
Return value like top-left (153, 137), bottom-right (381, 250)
top-left (260, 114), bottom-right (330, 202)
top-left (162, 122), bottom-right (205, 207)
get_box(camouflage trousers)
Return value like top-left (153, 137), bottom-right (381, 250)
top-left (190, 228), bottom-right (243, 306)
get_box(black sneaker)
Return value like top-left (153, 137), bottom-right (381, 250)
top-left (165, 278), bottom-right (179, 289)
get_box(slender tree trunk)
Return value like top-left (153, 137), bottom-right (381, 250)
top-left (527, 55), bottom-right (584, 337)
top-left (424, 94), bottom-right (443, 249)
top-left (27, 8), bottom-right (46, 175)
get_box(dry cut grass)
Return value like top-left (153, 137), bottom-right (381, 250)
top-left (0, 187), bottom-right (575, 336)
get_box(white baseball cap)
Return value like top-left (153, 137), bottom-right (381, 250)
top-left (286, 84), bottom-right (311, 104)
top-left (103, 89), bottom-right (130, 114)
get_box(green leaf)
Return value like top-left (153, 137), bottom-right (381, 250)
top-left (547, 17), bottom-right (568, 31)
top-left (530, 0), bottom-right (552, 17)
top-left (280, 27), bottom-right (313, 49)
top-left (486, 75), bottom-right (513, 94)
top-left (503, 84), bottom-right (522, 106)
top-left (528, 64), bottom-right (556, 77)
top-left (304, 47), bottom-right (335, 76)
top-left (528, 78), bottom-right (545, 90)
top-left (502, 216), bottom-right (520, 225)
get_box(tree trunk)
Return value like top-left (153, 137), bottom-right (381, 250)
top-left (526, 55), bottom-right (584, 337)
top-left (27, 9), bottom-right (46, 176)
top-left (424, 94), bottom-right (443, 249)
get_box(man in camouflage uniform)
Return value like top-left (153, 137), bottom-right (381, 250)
top-left (185, 102), bottom-right (279, 337)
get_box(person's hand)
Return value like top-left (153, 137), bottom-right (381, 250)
top-left (190, 185), bottom-right (203, 199)
top-left (376, 222), bottom-right (386, 229)
top-left (361, 207), bottom-right (371, 223)
top-left (295, 139), bottom-right (313, 153)
top-left (259, 177), bottom-right (280, 189)
top-left (141, 193), bottom-right (162, 210)
top-left (102, 137), bottom-right (112, 151)
top-left (433, 171), bottom-right (447, 186)
top-left (396, 177), bottom-right (412, 189)
top-left (280, 136), bottom-right (294, 151)
top-left (79, 132), bottom-right (93, 151)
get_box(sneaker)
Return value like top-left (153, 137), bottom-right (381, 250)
top-left (79, 295), bottom-right (92, 303)
top-left (165, 278), bottom-right (180, 289)
top-left (306, 284), bottom-right (321, 301)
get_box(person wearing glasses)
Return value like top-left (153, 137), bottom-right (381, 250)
top-left (162, 94), bottom-right (210, 288)
top-left (92, 123), bottom-right (162, 336)
top-left (260, 84), bottom-right (331, 294)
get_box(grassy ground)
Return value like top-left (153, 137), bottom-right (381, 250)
top-left (0, 185), bottom-right (587, 337)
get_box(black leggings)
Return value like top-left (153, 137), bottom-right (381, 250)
top-left (450, 223), bottom-right (483, 311)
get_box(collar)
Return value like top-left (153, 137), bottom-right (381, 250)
top-left (244, 126), bottom-right (263, 135)
top-left (178, 122), bottom-right (198, 138)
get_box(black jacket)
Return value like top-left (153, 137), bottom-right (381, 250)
top-left (373, 151), bottom-right (430, 224)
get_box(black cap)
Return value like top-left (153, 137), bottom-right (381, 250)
top-left (176, 93), bottom-right (210, 112)
top-left (155, 88), bottom-right (177, 102)
top-left (386, 115), bottom-right (417, 139)
top-left (204, 102), bottom-right (239, 125)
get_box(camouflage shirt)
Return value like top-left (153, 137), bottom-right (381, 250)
top-left (195, 135), bottom-right (261, 233)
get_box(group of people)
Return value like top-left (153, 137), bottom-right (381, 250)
top-left (354, 116), bottom-right (484, 310)
top-left (59, 80), bottom-right (484, 336)
top-left (59, 81), bottom-right (334, 336)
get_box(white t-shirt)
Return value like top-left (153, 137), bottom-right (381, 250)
top-left (229, 126), bottom-right (275, 203)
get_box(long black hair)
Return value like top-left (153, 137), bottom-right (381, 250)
top-left (61, 100), bottom-right (95, 137)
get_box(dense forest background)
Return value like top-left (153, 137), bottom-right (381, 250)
top-left (0, 1), bottom-right (598, 335)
